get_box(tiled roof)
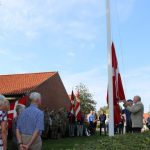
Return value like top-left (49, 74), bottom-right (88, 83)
top-left (0, 72), bottom-right (57, 95)
top-left (144, 113), bottom-right (149, 119)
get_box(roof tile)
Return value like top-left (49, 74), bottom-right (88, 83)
top-left (0, 72), bottom-right (56, 95)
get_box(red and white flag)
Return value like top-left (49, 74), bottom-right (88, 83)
top-left (75, 91), bottom-right (81, 121)
top-left (112, 42), bottom-right (125, 102)
top-left (70, 91), bottom-right (75, 114)
top-left (107, 42), bottom-right (125, 125)
top-left (8, 96), bottom-right (28, 128)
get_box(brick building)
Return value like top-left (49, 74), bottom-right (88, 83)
top-left (0, 72), bottom-right (70, 110)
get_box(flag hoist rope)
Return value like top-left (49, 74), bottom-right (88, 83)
top-left (106, 0), bottom-right (114, 136)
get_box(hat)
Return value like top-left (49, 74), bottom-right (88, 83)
top-left (127, 99), bottom-right (133, 102)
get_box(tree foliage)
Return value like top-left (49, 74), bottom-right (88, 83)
top-left (98, 106), bottom-right (109, 116)
top-left (75, 83), bottom-right (96, 114)
top-left (98, 105), bottom-right (123, 116)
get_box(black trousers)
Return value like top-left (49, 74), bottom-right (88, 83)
top-left (89, 121), bottom-right (94, 135)
top-left (119, 124), bottom-right (124, 134)
top-left (132, 128), bottom-right (141, 133)
top-left (126, 125), bottom-right (132, 133)
top-left (100, 123), bottom-right (106, 135)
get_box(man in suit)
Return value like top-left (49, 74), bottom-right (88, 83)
top-left (124, 96), bottom-right (144, 133)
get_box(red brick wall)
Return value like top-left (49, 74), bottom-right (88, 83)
top-left (34, 73), bottom-right (70, 110)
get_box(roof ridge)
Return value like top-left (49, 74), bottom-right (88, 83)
top-left (0, 71), bottom-right (57, 76)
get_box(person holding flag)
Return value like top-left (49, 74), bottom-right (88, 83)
top-left (122, 99), bottom-right (133, 133)
top-left (68, 91), bottom-right (76, 137)
top-left (124, 96), bottom-right (144, 133)
top-left (75, 91), bottom-right (84, 137)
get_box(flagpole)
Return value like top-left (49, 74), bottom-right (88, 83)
top-left (106, 0), bottom-right (114, 136)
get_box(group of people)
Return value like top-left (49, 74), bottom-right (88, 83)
top-left (122, 96), bottom-right (144, 133)
top-left (43, 108), bottom-right (107, 139)
top-left (107, 96), bottom-right (144, 135)
top-left (87, 111), bottom-right (107, 136)
top-left (43, 108), bottom-right (68, 139)
top-left (42, 96), bottom-right (145, 137)
top-left (87, 95), bottom-right (146, 136)
top-left (0, 92), bottom-right (44, 150)
top-left (112, 96), bottom-right (144, 134)
top-left (68, 110), bottom-right (107, 137)
top-left (87, 111), bottom-right (98, 135)
top-left (0, 92), bottom-right (148, 150)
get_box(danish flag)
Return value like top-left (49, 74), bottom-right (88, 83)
top-left (75, 91), bottom-right (81, 121)
top-left (8, 96), bottom-right (28, 129)
top-left (107, 42), bottom-right (125, 125)
top-left (70, 91), bottom-right (75, 114)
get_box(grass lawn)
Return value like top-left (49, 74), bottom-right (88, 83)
top-left (8, 131), bottom-right (150, 150)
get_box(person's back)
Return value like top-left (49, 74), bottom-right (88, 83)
top-left (12, 105), bottom-right (25, 148)
top-left (16, 92), bottom-right (44, 150)
top-left (18, 104), bottom-right (43, 135)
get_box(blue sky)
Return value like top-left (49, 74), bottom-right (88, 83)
top-left (0, 0), bottom-right (150, 112)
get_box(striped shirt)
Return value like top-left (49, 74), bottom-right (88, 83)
top-left (17, 104), bottom-right (44, 135)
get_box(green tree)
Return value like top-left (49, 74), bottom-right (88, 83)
top-left (98, 105), bottom-right (123, 116)
top-left (98, 106), bottom-right (109, 117)
top-left (75, 83), bottom-right (96, 114)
